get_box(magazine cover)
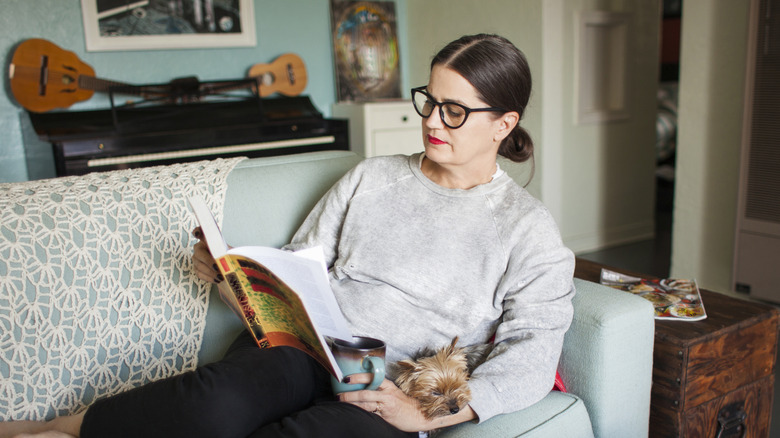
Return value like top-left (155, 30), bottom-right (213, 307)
top-left (600, 269), bottom-right (707, 321)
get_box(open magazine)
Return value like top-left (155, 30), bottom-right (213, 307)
top-left (188, 196), bottom-right (353, 380)
top-left (600, 268), bottom-right (707, 321)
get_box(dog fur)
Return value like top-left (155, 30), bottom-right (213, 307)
top-left (390, 337), bottom-right (491, 422)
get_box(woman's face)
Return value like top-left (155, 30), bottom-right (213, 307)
top-left (421, 65), bottom-right (510, 169)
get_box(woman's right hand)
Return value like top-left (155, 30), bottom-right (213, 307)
top-left (192, 227), bottom-right (223, 284)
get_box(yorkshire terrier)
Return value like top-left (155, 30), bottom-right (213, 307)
top-left (390, 337), bottom-right (491, 422)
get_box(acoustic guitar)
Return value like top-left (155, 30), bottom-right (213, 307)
top-left (8, 38), bottom-right (308, 113)
top-left (8, 38), bottom-right (143, 113)
top-left (247, 53), bottom-right (307, 97)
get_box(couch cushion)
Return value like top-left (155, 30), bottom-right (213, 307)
top-left (437, 391), bottom-right (594, 438)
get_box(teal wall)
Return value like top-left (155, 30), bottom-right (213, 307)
top-left (0, 0), bottom-right (409, 182)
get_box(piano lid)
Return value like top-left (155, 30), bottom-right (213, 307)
top-left (28, 96), bottom-right (324, 142)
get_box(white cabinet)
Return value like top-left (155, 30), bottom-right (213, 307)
top-left (332, 101), bottom-right (423, 158)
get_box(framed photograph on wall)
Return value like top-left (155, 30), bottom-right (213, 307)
top-left (81, 0), bottom-right (256, 51)
top-left (330, 0), bottom-right (401, 102)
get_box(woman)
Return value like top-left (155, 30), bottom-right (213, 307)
top-left (1, 33), bottom-right (574, 438)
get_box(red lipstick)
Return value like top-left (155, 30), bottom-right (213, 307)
top-left (427, 135), bottom-right (447, 145)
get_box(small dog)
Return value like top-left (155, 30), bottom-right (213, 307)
top-left (391, 337), bottom-right (491, 421)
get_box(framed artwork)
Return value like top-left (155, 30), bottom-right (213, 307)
top-left (330, 0), bottom-right (401, 102)
top-left (81, 0), bottom-right (256, 52)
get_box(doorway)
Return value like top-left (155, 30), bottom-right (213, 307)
top-left (577, 0), bottom-right (680, 279)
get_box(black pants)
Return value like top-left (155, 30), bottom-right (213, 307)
top-left (81, 332), bottom-right (416, 438)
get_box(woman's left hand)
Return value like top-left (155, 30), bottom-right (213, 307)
top-left (336, 374), bottom-right (430, 432)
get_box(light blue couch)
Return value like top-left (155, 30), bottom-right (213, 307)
top-left (0, 150), bottom-right (654, 437)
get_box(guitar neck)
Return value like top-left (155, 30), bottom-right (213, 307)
top-left (79, 75), bottom-right (179, 99)
top-left (79, 75), bottom-right (137, 94)
top-left (198, 78), bottom-right (259, 96)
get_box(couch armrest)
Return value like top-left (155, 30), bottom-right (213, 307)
top-left (561, 278), bottom-right (655, 438)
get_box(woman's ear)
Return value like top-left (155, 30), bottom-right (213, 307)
top-left (494, 111), bottom-right (520, 143)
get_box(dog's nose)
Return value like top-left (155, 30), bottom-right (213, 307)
top-left (450, 407), bottom-right (460, 415)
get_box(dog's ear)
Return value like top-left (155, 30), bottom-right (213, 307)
top-left (441, 336), bottom-right (459, 357)
top-left (395, 359), bottom-right (419, 373)
top-left (388, 359), bottom-right (418, 383)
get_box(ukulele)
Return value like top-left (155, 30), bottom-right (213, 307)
top-left (247, 53), bottom-right (307, 97)
top-left (8, 38), bottom-right (145, 113)
top-left (169, 54), bottom-right (308, 99)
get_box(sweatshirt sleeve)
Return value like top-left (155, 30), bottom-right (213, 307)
top-left (467, 205), bottom-right (575, 422)
top-left (281, 160), bottom-right (369, 264)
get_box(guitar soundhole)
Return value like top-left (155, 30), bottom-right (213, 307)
top-left (261, 72), bottom-right (275, 87)
top-left (286, 64), bottom-right (296, 84)
top-left (39, 55), bottom-right (48, 96)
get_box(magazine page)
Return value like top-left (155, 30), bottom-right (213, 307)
top-left (600, 269), bottom-right (707, 321)
top-left (187, 196), bottom-right (228, 259)
top-left (229, 245), bottom-right (352, 342)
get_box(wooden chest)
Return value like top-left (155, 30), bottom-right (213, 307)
top-left (575, 259), bottom-right (779, 438)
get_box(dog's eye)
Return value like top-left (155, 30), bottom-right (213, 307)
top-left (432, 391), bottom-right (443, 397)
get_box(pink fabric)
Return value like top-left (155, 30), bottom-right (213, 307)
top-left (553, 371), bottom-right (567, 392)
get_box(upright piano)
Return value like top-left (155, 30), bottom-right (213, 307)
top-left (28, 95), bottom-right (349, 176)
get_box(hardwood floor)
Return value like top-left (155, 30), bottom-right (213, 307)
top-left (577, 176), bottom-right (673, 279)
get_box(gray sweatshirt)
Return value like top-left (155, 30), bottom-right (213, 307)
top-left (284, 153), bottom-right (575, 423)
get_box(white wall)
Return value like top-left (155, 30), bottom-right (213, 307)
top-left (671, 0), bottom-right (750, 292)
top-left (544, 0), bottom-right (659, 254)
top-left (406, 0), bottom-right (660, 254)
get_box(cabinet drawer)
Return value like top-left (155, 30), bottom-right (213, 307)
top-left (368, 103), bottom-right (419, 130)
top-left (373, 129), bottom-right (423, 157)
top-left (684, 376), bottom-right (773, 438)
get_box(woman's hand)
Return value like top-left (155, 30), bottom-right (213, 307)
top-left (337, 374), bottom-right (476, 432)
top-left (191, 227), bottom-right (223, 284)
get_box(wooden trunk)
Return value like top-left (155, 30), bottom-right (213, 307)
top-left (575, 259), bottom-right (779, 438)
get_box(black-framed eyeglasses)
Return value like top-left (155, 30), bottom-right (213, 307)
top-left (411, 86), bottom-right (508, 129)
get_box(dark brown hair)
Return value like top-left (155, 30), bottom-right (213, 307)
top-left (431, 34), bottom-right (534, 165)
